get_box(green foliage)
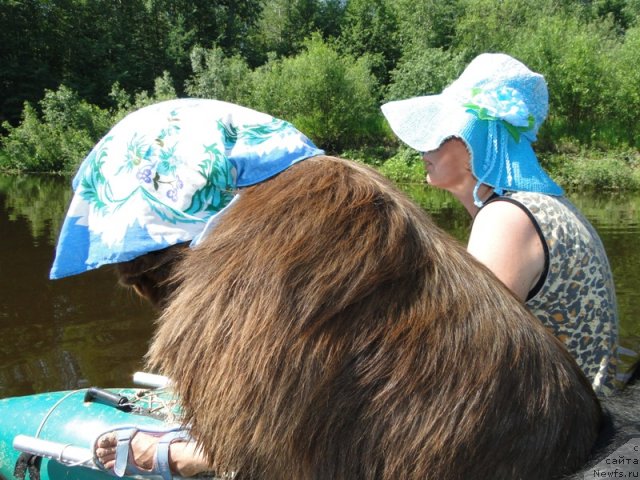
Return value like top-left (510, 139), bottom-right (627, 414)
top-left (385, 47), bottom-right (466, 100)
top-left (109, 72), bottom-right (178, 124)
top-left (377, 148), bottom-right (425, 183)
top-left (550, 150), bottom-right (640, 191)
top-left (609, 25), bottom-right (640, 146)
top-left (1, 86), bottom-right (111, 172)
top-left (249, 35), bottom-right (382, 151)
top-left (592, 0), bottom-right (635, 32)
top-left (184, 45), bottom-right (252, 104)
top-left (152, 71), bottom-right (179, 102)
top-left (337, 0), bottom-right (401, 85)
top-left (339, 145), bottom-right (395, 168)
top-left (315, 0), bottom-right (347, 39)
top-left (1, 0), bottom-right (640, 187)
top-left (392, 0), bottom-right (461, 50)
top-left (454, 0), bottom-right (556, 54)
top-left (511, 14), bottom-right (619, 146)
top-left (252, 0), bottom-right (324, 59)
top-left (0, 0), bottom-right (265, 126)
top-left (0, 73), bottom-right (179, 173)
top-left (624, 0), bottom-right (640, 24)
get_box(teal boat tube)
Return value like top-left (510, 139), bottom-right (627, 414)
top-left (0, 373), bottom-right (210, 480)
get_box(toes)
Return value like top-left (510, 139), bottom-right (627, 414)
top-left (95, 436), bottom-right (117, 470)
top-left (95, 446), bottom-right (116, 461)
top-left (97, 433), bottom-right (116, 448)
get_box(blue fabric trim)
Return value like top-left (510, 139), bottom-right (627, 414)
top-left (232, 146), bottom-right (324, 187)
top-left (50, 99), bottom-right (324, 279)
top-left (50, 218), bottom-right (174, 279)
top-left (49, 216), bottom-right (91, 280)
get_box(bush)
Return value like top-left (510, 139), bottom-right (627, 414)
top-left (385, 47), bottom-right (465, 101)
top-left (1, 86), bottom-right (111, 172)
top-left (377, 147), bottom-right (424, 183)
top-left (248, 34), bottom-right (382, 152)
top-left (511, 14), bottom-right (619, 148)
top-left (184, 45), bottom-right (253, 105)
top-left (1, 73), bottom-right (179, 173)
top-left (453, 0), bottom-right (555, 54)
top-left (549, 150), bottom-right (640, 191)
top-left (110, 70), bottom-right (178, 123)
top-left (610, 25), bottom-right (640, 147)
top-left (340, 145), bottom-right (396, 168)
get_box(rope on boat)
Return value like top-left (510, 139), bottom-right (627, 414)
top-left (35, 390), bottom-right (84, 438)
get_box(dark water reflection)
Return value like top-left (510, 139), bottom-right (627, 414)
top-left (0, 174), bottom-right (638, 397)
top-left (0, 174), bottom-right (156, 397)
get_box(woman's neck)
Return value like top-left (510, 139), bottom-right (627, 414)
top-left (450, 182), bottom-right (494, 218)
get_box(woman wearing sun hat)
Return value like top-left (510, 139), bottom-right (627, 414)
top-left (382, 53), bottom-right (618, 395)
top-left (50, 98), bottom-right (325, 477)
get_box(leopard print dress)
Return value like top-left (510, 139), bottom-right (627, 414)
top-left (485, 191), bottom-right (619, 395)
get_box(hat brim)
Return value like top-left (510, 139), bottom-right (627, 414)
top-left (381, 95), bottom-right (472, 154)
top-left (381, 96), bottom-right (563, 196)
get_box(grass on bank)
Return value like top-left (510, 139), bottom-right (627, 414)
top-left (358, 146), bottom-right (640, 192)
top-left (1, 98), bottom-right (639, 191)
top-left (546, 149), bottom-right (640, 192)
top-left (2, 143), bottom-right (640, 192)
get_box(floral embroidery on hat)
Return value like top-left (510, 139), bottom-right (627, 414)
top-left (463, 86), bottom-right (535, 142)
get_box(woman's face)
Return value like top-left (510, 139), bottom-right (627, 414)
top-left (422, 138), bottom-right (473, 193)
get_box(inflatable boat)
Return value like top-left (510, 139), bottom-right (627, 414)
top-left (0, 373), bottom-right (213, 480)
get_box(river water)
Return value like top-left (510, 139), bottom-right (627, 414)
top-left (0, 174), bottom-right (638, 397)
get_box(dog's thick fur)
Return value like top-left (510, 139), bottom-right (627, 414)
top-left (114, 244), bottom-right (188, 309)
top-left (147, 155), bottom-right (601, 480)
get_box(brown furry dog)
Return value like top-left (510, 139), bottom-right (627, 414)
top-left (147, 155), bottom-right (601, 480)
top-left (114, 244), bottom-right (188, 309)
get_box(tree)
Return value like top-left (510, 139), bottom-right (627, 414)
top-left (453, 0), bottom-right (550, 55)
top-left (386, 47), bottom-right (465, 101)
top-left (392, 0), bottom-right (460, 51)
top-left (337, 0), bottom-right (400, 86)
top-left (511, 13), bottom-right (618, 146)
top-left (250, 34), bottom-right (381, 151)
top-left (253, 0), bottom-right (322, 58)
top-left (184, 45), bottom-right (252, 104)
top-left (0, 1), bottom-right (61, 124)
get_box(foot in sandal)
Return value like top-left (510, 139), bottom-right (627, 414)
top-left (93, 426), bottom-right (210, 478)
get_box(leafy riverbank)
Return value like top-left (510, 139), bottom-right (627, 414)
top-left (2, 0), bottom-right (640, 192)
top-left (369, 146), bottom-right (640, 191)
top-left (3, 139), bottom-right (638, 192)
top-left (1, 85), bottom-right (638, 191)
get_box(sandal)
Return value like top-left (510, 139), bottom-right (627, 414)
top-left (92, 424), bottom-right (191, 479)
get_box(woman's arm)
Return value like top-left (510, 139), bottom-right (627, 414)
top-left (467, 200), bottom-right (545, 302)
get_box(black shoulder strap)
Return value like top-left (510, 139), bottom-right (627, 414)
top-left (479, 193), bottom-right (549, 302)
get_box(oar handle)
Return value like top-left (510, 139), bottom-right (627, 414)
top-left (12, 435), bottom-right (93, 467)
top-left (133, 371), bottom-right (171, 389)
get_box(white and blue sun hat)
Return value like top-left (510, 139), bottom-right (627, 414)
top-left (50, 98), bottom-right (324, 279)
top-left (381, 53), bottom-right (563, 206)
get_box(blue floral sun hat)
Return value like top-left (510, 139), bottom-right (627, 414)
top-left (50, 98), bottom-right (324, 279)
top-left (381, 53), bottom-right (563, 206)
